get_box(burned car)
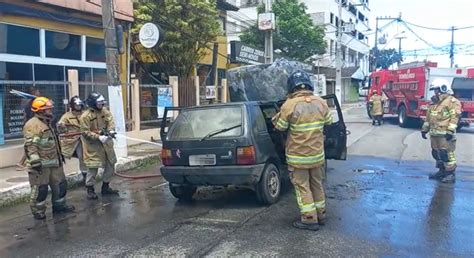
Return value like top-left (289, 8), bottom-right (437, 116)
top-left (159, 95), bottom-right (347, 205)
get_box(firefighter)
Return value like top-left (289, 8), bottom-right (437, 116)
top-left (421, 79), bottom-right (462, 183)
top-left (57, 96), bottom-right (88, 184)
top-left (369, 90), bottom-right (384, 126)
top-left (23, 97), bottom-right (75, 220)
top-left (272, 71), bottom-right (333, 231)
top-left (80, 92), bottom-right (119, 200)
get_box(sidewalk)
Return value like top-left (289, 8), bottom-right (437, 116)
top-left (0, 143), bottom-right (161, 207)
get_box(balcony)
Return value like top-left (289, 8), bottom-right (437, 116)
top-left (217, 0), bottom-right (239, 11)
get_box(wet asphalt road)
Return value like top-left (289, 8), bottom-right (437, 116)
top-left (0, 107), bottom-right (473, 257)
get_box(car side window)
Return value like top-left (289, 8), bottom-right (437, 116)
top-left (255, 108), bottom-right (268, 132)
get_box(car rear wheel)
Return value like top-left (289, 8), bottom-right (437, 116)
top-left (169, 183), bottom-right (196, 201)
top-left (256, 164), bottom-right (281, 205)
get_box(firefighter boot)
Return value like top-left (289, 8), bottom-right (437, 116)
top-left (372, 120), bottom-right (376, 125)
top-left (317, 212), bottom-right (326, 226)
top-left (33, 212), bottom-right (46, 220)
top-left (429, 167), bottom-right (446, 180)
top-left (53, 204), bottom-right (76, 214)
top-left (441, 172), bottom-right (456, 183)
top-left (81, 173), bottom-right (87, 185)
top-left (293, 215), bottom-right (320, 231)
top-left (101, 182), bottom-right (119, 195)
top-left (86, 186), bottom-right (98, 200)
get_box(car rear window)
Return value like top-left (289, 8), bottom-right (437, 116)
top-left (167, 106), bottom-right (243, 140)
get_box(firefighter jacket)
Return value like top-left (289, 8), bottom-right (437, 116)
top-left (422, 94), bottom-right (462, 136)
top-left (23, 116), bottom-right (63, 168)
top-left (272, 90), bottom-right (333, 169)
top-left (57, 111), bottom-right (82, 158)
top-left (369, 95), bottom-right (383, 116)
top-left (80, 107), bottom-right (117, 168)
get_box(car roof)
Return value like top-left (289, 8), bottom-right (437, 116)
top-left (179, 101), bottom-right (278, 110)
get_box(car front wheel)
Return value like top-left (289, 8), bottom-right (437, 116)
top-left (256, 164), bottom-right (281, 205)
top-left (169, 183), bottom-right (196, 201)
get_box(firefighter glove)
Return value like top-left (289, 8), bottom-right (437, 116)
top-left (30, 160), bottom-right (42, 173)
top-left (445, 132), bottom-right (454, 141)
top-left (99, 135), bottom-right (109, 143)
top-left (421, 132), bottom-right (428, 139)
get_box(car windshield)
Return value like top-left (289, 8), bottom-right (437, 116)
top-left (167, 106), bottom-right (243, 140)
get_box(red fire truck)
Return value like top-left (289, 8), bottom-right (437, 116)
top-left (367, 61), bottom-right (474, 129)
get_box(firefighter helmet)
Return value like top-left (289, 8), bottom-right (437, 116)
top-left (69, 96), bottom-right (84, 111)
top-left (287, 70), bottom-right (314, 93)
top-left (86, 92), bottom-right (106, 110)
top-left (31, 97), bottom-right (54, 112)
top-left (429, 78), bottom-right (452, 94)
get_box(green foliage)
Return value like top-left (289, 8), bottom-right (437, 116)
top-left (133, 0), bottom-right (221, 77)
top-left (240, 0), bottom-right (326, 62)
top-left (370, 48), bottom-right (403, 69)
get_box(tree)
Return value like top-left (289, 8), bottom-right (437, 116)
top-left (240, 0), bottom-right (326, 62)
top-left (370, 48), bottom-right (403, 69)
top-left (133, 0), bottom-right (221, 78)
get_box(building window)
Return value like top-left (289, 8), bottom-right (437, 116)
top-left (330, 40), bottom-right (334, 57)
top-left (0, 62), bottom-right (33, 80)
top-left (86, 37), bottom-right (106, 62)
top-left (330, 13), bottom-right (334, 24)
top-left (335, 17), bottom-right (339, 27)
top-left (34, 64), bottom-right (65, 81)
top-left (45, 31), bottom-right (81, 60)
top-left (0, 23), bottom-right (40, 56)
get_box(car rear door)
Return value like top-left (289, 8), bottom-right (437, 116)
top-left (160, 107), bottom-right (183, 141)
top-left (321, 94), bottom-right (347, 160)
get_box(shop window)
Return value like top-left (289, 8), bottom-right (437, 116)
top-left (45, 31), bottom-right (81, 60)
top-left (0, 62), bottom-right (33, 80)
top-left (0, 23), bottom-right (40, 56)
top-left (86, 37), bottom-right (106, 62)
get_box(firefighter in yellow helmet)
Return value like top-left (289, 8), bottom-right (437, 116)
top-left (369, 90), bottom-right (384, 126)
top-left (421, 79), bottom-right (462, 183)
top-left (57, 96), bottom-right (88, 184)
top-left (23, 97), bottom-right (75, 220)
top-left (80, 92), bottom-right (119, 200)
top-left (272, 71), bottom-right (333, 231)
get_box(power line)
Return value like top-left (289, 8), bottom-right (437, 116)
top-left (403, 19), bottom-right (474, 31)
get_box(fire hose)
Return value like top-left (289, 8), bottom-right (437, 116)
top-left (59, 131), bottom-right (163, 179)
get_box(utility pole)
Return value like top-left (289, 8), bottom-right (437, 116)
top-left (101, 0), bottom-right (127, 158)
top-left (101, 0), bottom-right (121, 86)
top-left (335, 0), bottom-right (343, 103)
top-left (449, 26), bottom-right (455, 68)
top-left (373, 17), bottom-right (379, 72)
top-left (264, 0), bottom-right (273, 64)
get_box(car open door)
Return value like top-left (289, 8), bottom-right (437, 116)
top-left (160, 107), bottom-right (183, 142)
top-left (321, 94), bottom-right (347, 160)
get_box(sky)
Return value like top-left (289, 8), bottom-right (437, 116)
top-left (369, 0), bottom-right (474, 68)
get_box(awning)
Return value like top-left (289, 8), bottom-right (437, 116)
top-left (351, 67), bottom-right (366, 81)
top-left (452, 78), bottom-right (474, 90)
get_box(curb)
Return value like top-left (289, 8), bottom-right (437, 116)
top-left (0, 154), bottom-right (160, 207)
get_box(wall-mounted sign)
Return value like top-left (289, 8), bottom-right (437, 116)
top-left (139, 23), bottom-right (161, 48)
top-left (258, 12), bottom-right (275, 31)
top-left (206, 86), bottom-right (216, 99)
top-left (230, 41), bottom-right (265, 65)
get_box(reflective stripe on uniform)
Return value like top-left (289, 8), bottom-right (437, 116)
top-left (448, 123), bottom-right (457, 131)
top-left (294, 187), bottom-right (317, 214)
top-left (324, 112), bottom-right (333, 124)
top-left (275, 119), bottom-right (289, 130)
top-left (290, 121), bottom-right (324, 132)
top-left (429, 129), bottom-right (447, 135)
top-left (287, 152), bottom-right (325, 165)
top-left (314, 199), bottom-right (326, 210)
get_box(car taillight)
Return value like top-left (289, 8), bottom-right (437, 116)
top-left (161, 149), bottom-right (172, 166)
top-left (237, 146), bottom-right (256, 165)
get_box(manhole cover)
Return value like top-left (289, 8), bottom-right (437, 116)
top-left (7, 177), bottom-right (29, 183)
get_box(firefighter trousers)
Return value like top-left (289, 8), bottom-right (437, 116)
top-left (430, 135), bottom-right (457, 172)
top-left (85, 159), bottom-right (115, 186)
top-left (289, 166), bottom-right (326, 223)
top-left (74, 142), bottom-right (88, 174)
top-left (28, 166), bottom-right (68, 216)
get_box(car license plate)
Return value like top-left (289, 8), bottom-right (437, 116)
top-left (189, 154), bottom-right (216, 166)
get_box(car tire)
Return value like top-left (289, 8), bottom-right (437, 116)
top-left (398, 105), bottom-right (409, 128)
top-left (169, 183), bottom-right (196, 201)
top-left (256, 164), bottom-right (281, 205)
